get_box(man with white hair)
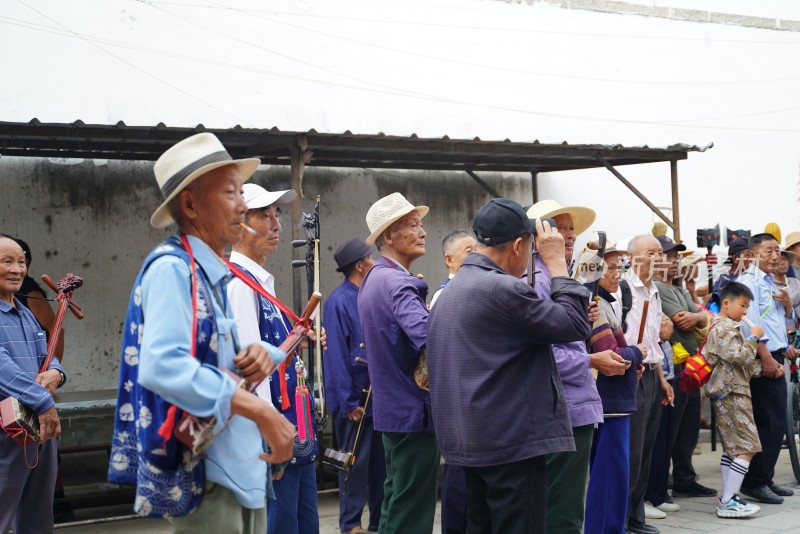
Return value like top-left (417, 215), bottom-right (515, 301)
top-left (623, 235), bottom-right (675, 534)
top-left (358, 192), bottom-right (439, 534)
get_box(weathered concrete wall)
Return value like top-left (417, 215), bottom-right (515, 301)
top-left (0, 156), bottom-right (530, 393)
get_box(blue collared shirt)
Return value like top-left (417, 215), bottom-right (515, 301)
top-left (138, 235), bottom-right (286, 509)
top-left (0, 298), bottom-right (64, 418)
top-left (738, 265), bottom-right (792, 352)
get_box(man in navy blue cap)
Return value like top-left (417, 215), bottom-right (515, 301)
top-left (323, 238), bottom-right (385, 534)
top-left (428, 198), bottom-right (592, 534)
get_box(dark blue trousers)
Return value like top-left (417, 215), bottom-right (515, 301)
top-left (441, 463), bottom-right (467, 534)
top-left (267, 462), bottom-right (319, 534)
top-left (333, 415), bottom-right (385, 532)
top-left (0, 436), bottom-right (57, 533)
top-left (585, 416), bottom-right (631, 534)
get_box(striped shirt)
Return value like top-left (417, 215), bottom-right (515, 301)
top-left (0, 298), bottom-right (63, 417)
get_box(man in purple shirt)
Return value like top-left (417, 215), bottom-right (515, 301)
top-left (528, 200), bottom-right (628, 534)
top-left (357, 192), bottom-right (439, 534)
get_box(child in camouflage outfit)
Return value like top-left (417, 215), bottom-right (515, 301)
top-left (703, 282), bottom-right (764, 518)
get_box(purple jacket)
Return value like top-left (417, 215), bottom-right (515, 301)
top-left (357, 257), bottom-right (431, 433)
top-left (535, 257), bottom-right (603, 428)
top-left (428, 253), bottom-right (590, 467)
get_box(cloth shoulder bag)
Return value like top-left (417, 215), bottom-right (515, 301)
top-left (678, 324), bottom-right (717, 393)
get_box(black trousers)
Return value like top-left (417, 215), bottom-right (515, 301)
top-left (464, 455), bottom-right (547, 534)
top-left (628, 367), bottom-right (663, 526)
top-left (441, 463), bottom-right (467, 534)
top-left (743, 353), bottom-right (788, 488)
top-left (645, 402), bottom-right (673, 506)
top-left (670, 369), bottom-right (701, 487)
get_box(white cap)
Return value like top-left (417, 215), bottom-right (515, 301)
top-left (242, 183), bottom-right (297, 209)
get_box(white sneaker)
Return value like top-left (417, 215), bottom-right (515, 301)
top-left (656, 501), bottom-right (680, 512)
top-left (716, 496), bottom-right (760, 518)
top-left (644, 501), bottom-right (667, 519)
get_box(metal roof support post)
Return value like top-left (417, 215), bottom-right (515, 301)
top-left (289, 136), bottom-right (313, 314)
top-left (531, 172), bottom-right (539, 205)
top-left (670, 160), bottom-right (681, 243)
top-left (596, 155), bottom-right (677, 232)
top-left (465, 169), bottom-right (500, 198)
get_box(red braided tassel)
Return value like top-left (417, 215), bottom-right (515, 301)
top-left (279, 361), bottom-right (290, 411)
top-left (157, 405), bottom-right (178, 448)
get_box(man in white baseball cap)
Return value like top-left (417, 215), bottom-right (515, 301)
top-left (226, 183), bottom-right (325, 533)
top-left (109, 133), bottom-right (295, 532)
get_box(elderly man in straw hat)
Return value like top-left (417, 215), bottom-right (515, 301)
top-left (527, 199), bottom-right (628, 534)
top-left (357, 192), bottom-right (440, 534)
top-left (785, 231), bottom-right (800, 278)
top-left (108, 133), bottom-right (295, 533)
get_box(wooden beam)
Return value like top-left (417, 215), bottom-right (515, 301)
top-left (289, 136), bottom-right (312, 315)
top-left (596, 156), bottom-right (676, 231)
top-left (671, 160), bottom-right (681, 243)
top-left (465, 170), bottom-right (501, 198)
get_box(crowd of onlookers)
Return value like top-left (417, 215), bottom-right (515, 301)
top-left (5, 131), bottom-right (800, 534)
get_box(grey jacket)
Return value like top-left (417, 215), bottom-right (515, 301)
top-left (427, 253), bottom-right (591, 467)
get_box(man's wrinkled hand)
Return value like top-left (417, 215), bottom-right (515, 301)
top-left (37, 406), bottom-right (61, 441)
top-left (672, 311), bottom-right (695, 332)
top-left (588, 300), bottom-right (600, 323)
top-left (774, 289), bottom-right (793, 313)
top-left (36, 369), bottom-right (61, 396)
top-left (761, 355), bottom-right (784, 378)
top-left (786, 345), bottom-right (799, 359)
top-left (234, 343), bottom-right (279, 384)
top-left (347, 407), bottom-right (365, 423)
top-left (661, 381), bottom-right (674, 406)
top-left (258, 405), bottom-right (296, 465)
top-left (636, 343), bottom-right (648, 360)
top-left (534, 219), bottom-right (567, 276)
top-left (591, 350), bottom-right (628, 377)
top-left (302, 327), bottom-right (328, 351)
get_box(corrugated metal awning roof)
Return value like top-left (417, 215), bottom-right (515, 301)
top-left (0, 119), bottom-right (712, 173)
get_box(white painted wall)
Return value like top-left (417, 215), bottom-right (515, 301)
top-left (3, 0), bottom-right (800, 389)
top-left (3, 0), bottom-right (799, 237)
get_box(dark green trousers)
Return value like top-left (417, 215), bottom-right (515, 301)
top-left (545, 424), bottom-right (594, 534)
top-left (380, 431), bottom-right (440, 534)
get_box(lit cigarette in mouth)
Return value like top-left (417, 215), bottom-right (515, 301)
top-left (239, 222), bottom-right (257, 235)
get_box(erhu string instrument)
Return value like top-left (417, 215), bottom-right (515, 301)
top-left (0, 273), bottom-right (84, 450)
top-left (292, 195), bottom-right (327, 428)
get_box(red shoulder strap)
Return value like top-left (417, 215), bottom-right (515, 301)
top-left (224, 259), bottom-right (302, 324)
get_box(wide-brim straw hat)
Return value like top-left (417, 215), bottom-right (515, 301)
top-left (525, 199), bottom-right (596, 236)
top-left (681, 255), bottom-right (703, 269)
top-left (150, 133), bottom-right (260, 228)
top-left (365, 193), bottom-right (429, 245)
top-left (786, 231), bottom-right (800, 251)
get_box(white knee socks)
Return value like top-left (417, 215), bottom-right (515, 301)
top-left (721, 457), bottom-right (750, 504)
top-left (719, 453), bottom-right (733, 490)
